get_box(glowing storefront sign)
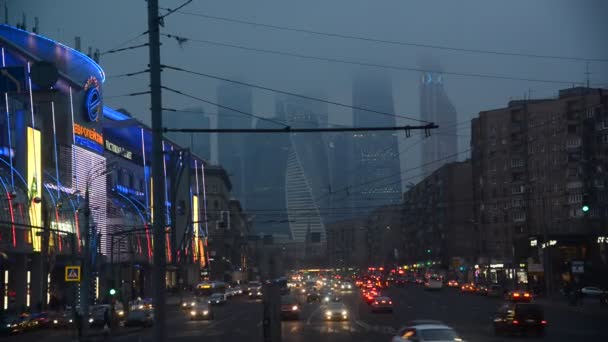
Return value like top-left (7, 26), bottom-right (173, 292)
top-left (84, 76), bottom-right (102, 122)
top-left (73, 123), bottom-right (103, 153)
top-left (44, 183), bottom-right (76, 195)
top-left (27, 127), bottom-right (42, 251)
top-left (105, 140), bottom-right (133, 160)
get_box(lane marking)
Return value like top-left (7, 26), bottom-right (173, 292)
top-left (306, 305), bottom-right (324, 325)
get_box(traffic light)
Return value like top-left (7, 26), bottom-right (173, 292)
top-left (459, 266), bottom-right (465, 272)
top-left (582, 194), bottom-right (590, 213)
top-left (109, 288), bottom-right (116, 296)
top-left (426, 249), bottom-right (431, 254)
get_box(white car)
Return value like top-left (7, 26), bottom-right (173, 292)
top-left (581, 286), bottom-right (605, 296)
top-left (424, 277), bottom-right (443, 291)
top-left (391, 322), bottom-right (464, 342)
top-left (208, 293), bottom-right (227, 305)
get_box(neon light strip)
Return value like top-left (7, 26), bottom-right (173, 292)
top-left (3, 24), bottom-right (106, 82)
top-left (95, 276), bottom-right (99, 300)
top-left (46, 273), bottom-right (50, 304)
top-left (69, 87), bottom-right (79, 208)
top-left (26, 271), bottom-right (30, 307)
top-left (141, 129), bottom-right (149, 215)
top-left (27, 62), bottom-right (35, 128)
top-left (200, 162), bottom-right (209, 237)
top-left (74, 212), bottom-right (81, 252)
top-left (162, 141), bottom-right (169, 224)
top-left (194, 160), bottom-right (199, 260)
top-left (2, 47), bottom-right (14, 189)
top-left (51, 102), bottom-right (60, 198)
top-left (3, 270), bottom-right (8, 310)
top-left (55, 207), bottom-right (62, 252)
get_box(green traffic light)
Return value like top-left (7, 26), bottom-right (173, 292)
top-left (109, 288), bottom-right (116, 296)
top-left (582, 205), bottom-right (590, 213)
top-left (426, 249), bottom-right (431, 253)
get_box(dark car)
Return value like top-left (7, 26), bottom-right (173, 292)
top-left (306, 291), bottom-right (321, 303)
top-left (493, 303), bottom-right (546, 337)
top-left (124, 309), bottom-right (154, 327)
top-left (280, 295), bottom-right (301, 320)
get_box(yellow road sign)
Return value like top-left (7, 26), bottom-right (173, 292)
top-left (65, 266), bottom-right (81, 282)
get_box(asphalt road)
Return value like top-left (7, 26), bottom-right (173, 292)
top-left (5, 285), bottom-right (607, 341)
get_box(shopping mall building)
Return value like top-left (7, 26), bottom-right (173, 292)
top-left (0, 24), bottom-right (211, 313)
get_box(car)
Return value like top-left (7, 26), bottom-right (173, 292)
top-left (249, 287), bottom-right (263, 299)
top-left (1, 314), bottom-right (23, 335)
top-left (306, 291), bottom-right (321, 303)
top-left (50, 311), bottom-right (74, 328)
top-left (324, 302), bottom-right (349, 321)
top-left (209, 293), bottom-right (227, 305)
top-left (226, 287), bottom-right (239, 297)
top-left (447, 280), bottom-right (459, 288)
top-left (461, 283), bottom-right (476, 293)
top-left (506, 290), bottom-right (532, 302)
top-left (25, 312), bottom-right (52, 330)
top-left (189, 302), bottom-right (213, 320)
top-left (124, 309), bottom-right (154, 327)
top-left (476, 285), bottom-right (488, 295)
top-left (246, 281), bottom-right (262, 295)
top-left (340, 282), bottom-right (354, 291)
top-left (370, 296), bottom-right (393, 313)
top-left (581, 286), bottom-right (605, 297)
top-left (391, 322), bottom-right (464, 342)
top-left (181, 297), bottom-right (201, 310)
top-left (493, 302), bottom-right (546, 337)
top-left (394, 277), bottom-right (407, 287)
top-left (280, 295), bottom-right (301, 320)
top-left (487, 284), bottom-right (504, 297)
top-left (424, 276), bottom-right (443, 291)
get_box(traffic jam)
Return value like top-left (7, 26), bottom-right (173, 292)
top-left (284, 266), bottom-right (553, 340)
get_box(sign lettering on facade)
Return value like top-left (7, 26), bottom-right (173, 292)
top-left (105, 140), bottom-right (133, 160)
top-left (74, 123), bottom-right (103, 145)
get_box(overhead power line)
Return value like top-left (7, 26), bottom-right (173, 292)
top-left (102, 43), bottom-right (150, 56)
top-left (100, 30), bottom-right (149, 55)
top-left (163, 8), bottom-right (608, 63)
top-left (107, 69), bottom-right (150, 79)
top-left (162, 64), bottom-right (429, 124)
top-left (161, 86), bottom-right (289, 127)
top-left (162, 33), bottom-right (594, 85)
top-left (104, 90), bottom-right (151, 99)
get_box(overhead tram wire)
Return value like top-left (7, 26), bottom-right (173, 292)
top-left (162, 64), bottom-right (430, 124)
top-left (162, 8), bottom-right (608, 64)
top-left (161, 33), bottom-right (601, 86)
top-left (100, 30), bottom-right (149, 56)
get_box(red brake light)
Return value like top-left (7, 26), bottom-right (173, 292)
top-left (512, 320), bottom-right (519, 325)
top-left (523, 293), bottom-right (530, 297)
top-left (389, 301), bottom-right (392, 304)
top-left (541, 320), bottom-right (547, 325)
top-left (513, 293), bottom-right (520, 297)
top-left (374, 301), bottom-right (378, 305)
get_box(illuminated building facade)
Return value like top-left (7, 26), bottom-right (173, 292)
top-left (0, 24), bottom-right (221, 312)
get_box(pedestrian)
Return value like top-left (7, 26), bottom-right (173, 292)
top-left (103, 307), bottom-right (111, 336)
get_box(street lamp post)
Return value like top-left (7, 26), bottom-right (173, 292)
top-left (79, 166), bottom-right (113, 337)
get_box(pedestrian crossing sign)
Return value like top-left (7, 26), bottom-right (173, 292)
top-left (65, 266), bottom-right (81, 282)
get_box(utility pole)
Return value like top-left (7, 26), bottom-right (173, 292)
top-left (147, 1), bottom-right (167, 341)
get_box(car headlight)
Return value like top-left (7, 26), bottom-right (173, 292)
top-left (292, 305), bottom-right (298, 311)
top-left (88, 318), bottom-right (94, 323)
top-left (257, 292), bottom-right (262, 295)
top-left (68, 319), bottom-right (73, 323)
top-left (53, 319), bottom-right (58, 324)
top-left (117, 310), bottom-right (124, 316)
top-left (139, 305), bottom-right (144, 309)
top-left (190, 302), bottom-right (196, 306)
top-left (190, 311), bottom-right (196, 316)
top-left (325, 310), bottom-right (331, 316)
top-left (203, 310), bottom-right (209, 315)
top-left (301, 289), bottom-right (306, 293)
top-left (342, 310), bottom-right (347, 316)
top-left (324, 297), bottom-right (330, 302)
top-left (182, 303), bottom-right (187, 307)
top-left (7, 323), bottom-right (12, 327)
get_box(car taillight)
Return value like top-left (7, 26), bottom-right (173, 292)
top-left (513, 293), bottom-right (520, 297)
top-left (541, 320), bottom-right (547, 325)
top-left (389, 301), bottom-right (392, 304)
top-left (512, 320), bottom-right (519, 325)
top-left (374, 301), bottom-right (378, 305)
top-left (524, 293), bottom-right (530, 298)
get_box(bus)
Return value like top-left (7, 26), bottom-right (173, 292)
top-left (195, 281), bottom-right (227, 297)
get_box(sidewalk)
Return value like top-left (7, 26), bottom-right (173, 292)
top-left (536, 295), bottom-right (608, 315)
